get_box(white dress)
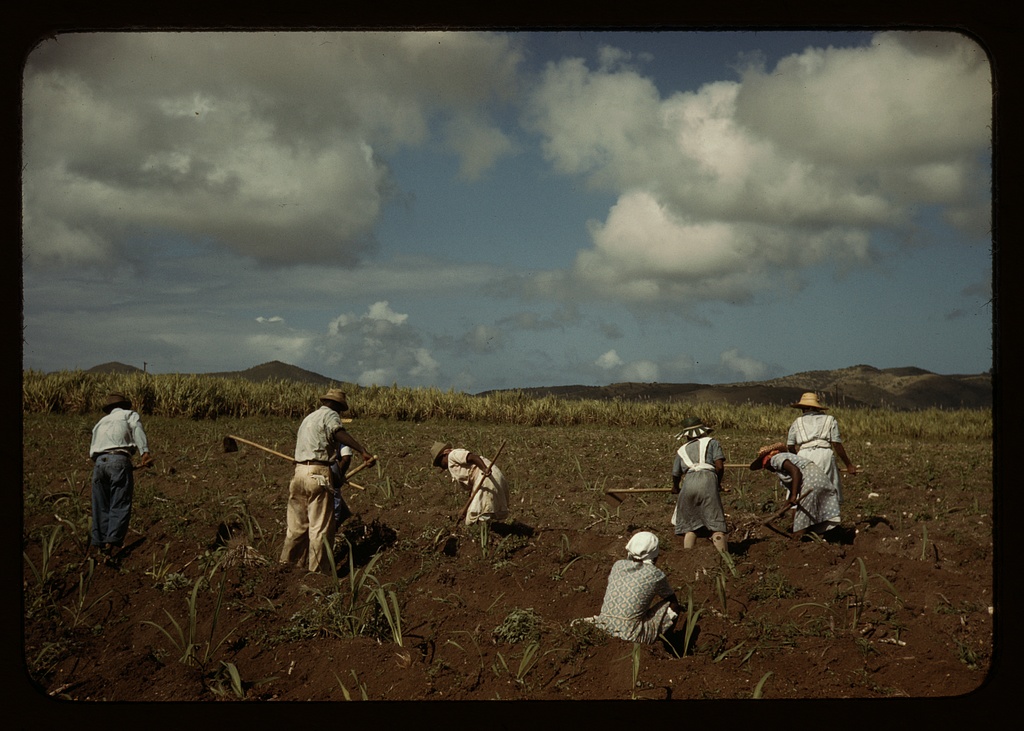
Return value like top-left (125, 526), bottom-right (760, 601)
top-left (445, 448), bottom-right (510, 525)
top-left (788, 411), bottom-right (844, 503)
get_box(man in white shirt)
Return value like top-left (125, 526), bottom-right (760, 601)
top-left (88, 392), bottom-right (153, 560)
top-left (280, 389), bottom-right (373, 574)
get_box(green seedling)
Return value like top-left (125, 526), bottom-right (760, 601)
top-left (682, 586), bottom-right (703, 655)
top-left (334, 669), bottom-right (368, 700)
top-left (714, 572), bottom-right (728, 615)
top-left (752, 671), bottom-right (773, 698)
top-left (24, 523), bottom-right (63, 588)
top-left (486, 592), bottom-right (505, 612)
top-left (145, 543), bottom-right (174, 585)
top-left (370, 580), bottom-right (404, 646)
top-left (62, 558), bottom-right (112, 629)
top-left (719, 549), bottom-right (739, 578)
top-left (712, 640), bottom-right (747, 663)
top-left (626, 643), bottom-right (642, 699)
top-left (143, 573), bottom-right (245, 670)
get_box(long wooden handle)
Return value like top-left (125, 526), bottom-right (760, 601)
top-left (227, 435), bottom-right (295, 463)
top-left (605, 488), bottom-right (673, 495)
top-left (762, 489), bottom-right (812, 525)
top-left (345, 455), bottom-right (378, 480)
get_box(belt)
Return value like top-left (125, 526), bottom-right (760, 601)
top-left (99, 449), bottom-right (132, 458)
top-left (298, 460), bottom-right (332, 466)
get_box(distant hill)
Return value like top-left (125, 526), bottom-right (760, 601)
top-left (86, 362), bottom-right (145, 375)
top-left (86, 360), bottom-right (338, 386)
top-left (204, 361), bottom-right (339, 386)
top-left (479, 364), bottom-right (991, 411)
top-left (82, 361), bottom-right (990, 410)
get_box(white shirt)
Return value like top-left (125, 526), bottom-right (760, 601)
top-left (89, 407), bottom-right (149, 459)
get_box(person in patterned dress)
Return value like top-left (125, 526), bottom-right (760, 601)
top-left (579, 532), bottom-right (680, 644)
top-left (786, 392), bottom-right (857, 505)
top-left (750, 442), bottom-right (841, 537)
top-left (670, 416), bottom-right (728, 553)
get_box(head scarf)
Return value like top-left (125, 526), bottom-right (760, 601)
top-left (625, 531), bottom-right (659, 564)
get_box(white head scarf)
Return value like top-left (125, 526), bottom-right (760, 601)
top-left (625, 531), bottom-right (659, 565)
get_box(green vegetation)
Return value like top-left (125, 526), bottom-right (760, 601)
top-left (22, 369), bottom-right (990, 438)
top-left (493, 608), bottom-right (541, 644)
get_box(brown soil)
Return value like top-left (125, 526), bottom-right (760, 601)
top-left (20, 415), bottom-right (998, 715)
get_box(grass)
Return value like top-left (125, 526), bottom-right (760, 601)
top-left (22, 369), bottom-right (991, 438)
top-left (494, 641), bottom-right (545, 687)
top-left (752, 671), bottom-right (773, 698)
top-left (62, 558), bottom-right (112, 629)
top-left (24, 523), bottom-right (63, 589)
top-left (333, 669), bottom-right (369, 700)
top-left (141, 572), bottom-right (246, 670)
top-left (493, 608), bottom-right (541, 644)
top-left (681, 586), bottom-right (704, 656)
top-left (618, 643), bottom-right (642, 700)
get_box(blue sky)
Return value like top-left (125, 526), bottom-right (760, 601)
top-left (21, 30), bottom-right (993, 392)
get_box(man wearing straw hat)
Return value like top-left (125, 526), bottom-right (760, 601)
top-left (786, 392), bottom-right (857, 505)
top-left (88, 392), bottom-right (153, 561)
top-left (280, 389), bottom-right (373, 574)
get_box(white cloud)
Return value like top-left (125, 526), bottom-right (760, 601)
top-left (465, 324), bottom-right (503, 353)
top-left (245, 333), bottom-right (316, 363)
top-left (256, 316), bottom-right (284, 323)
top-left (323, 300), bottom-right (443, 386)
top-left (719, 348), bottom-right (769, 381)
top-left (621, 359), bottom-right (659, 382)
top-left (595, 349), bottom-right (623, 369)
top-left (22, 31), bottom-right (521, 269)
top-left (525, 31), bottom-right (991, 307)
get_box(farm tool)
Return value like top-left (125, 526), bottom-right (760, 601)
top-left (434, 439), bottom-right (507, 554)
top-left (760, 490), bottom-right (812, 539)
top-left (604, 487), bottom-right (672, 505)
top-left (605, 462), bottom-right (750, 504)
top-left (223, 434), bottom-right (295, 463)
top-left (223, 434), bottom-right (378, 486)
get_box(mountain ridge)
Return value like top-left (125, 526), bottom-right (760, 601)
top-left (81, 360), bottom-right (990, 410)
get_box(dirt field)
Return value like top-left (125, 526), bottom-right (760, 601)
top-left (21, 412), bottom-right (996, 711)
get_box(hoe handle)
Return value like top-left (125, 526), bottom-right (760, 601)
top-left (227, 435), bottom-right (295, 463)
top-left (344, 455), bottom-right (378, 480)
top-left (457, 440), bottom-right (507, 523)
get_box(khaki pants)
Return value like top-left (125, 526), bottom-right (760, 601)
top-left (279, 464), bottom-right (335, 573)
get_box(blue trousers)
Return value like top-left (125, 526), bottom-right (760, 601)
top-left (329, 465), bottom-right (351, 526)
top-left (91, 453), bottom-right (134, 547)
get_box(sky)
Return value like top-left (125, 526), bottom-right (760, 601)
top-left (20, 30), bottom-right (994, 393)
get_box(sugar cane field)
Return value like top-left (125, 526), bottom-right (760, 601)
top-left (22, 392), bottom-right (995, 706)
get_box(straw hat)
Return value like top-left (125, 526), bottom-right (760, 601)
top-left (749, 442), bottom-right (788, 471)
top-left (675, 416), bottom-right (712, 440)
top-left (102, 392), bottom-right (131, 413)
top-left (430, 441), bottom-right (452, 467)
top-left (790, 392), bottom-right (827, 410)
top-left (320, 389), bottom-right (348, 408)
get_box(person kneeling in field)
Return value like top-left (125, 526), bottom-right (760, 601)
top-left (578, 531), bottom-right (680, 644)
top-left (750, 442), bottom-right (841, 538)
top-left (671, 416), bottom-right (728, 553)
top-left (430, 441), bottom-right (509, 525)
